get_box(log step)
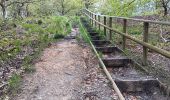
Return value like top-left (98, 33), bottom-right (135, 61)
top-left (96, 46), bottom-right (122, 53)
top-left (90, 35), bottom-right (103, 40)
top-left (89, 32), bottom-right (100, 36)
top-left (115, 78), bottom-right (159, 92)
top-left (92, 40), bottom-right (111, 46)
top-left (102, 57), bottom-right (131, 67)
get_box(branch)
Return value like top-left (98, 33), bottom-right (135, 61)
top-left (6, 0), bottom-right (40, 7)
top-left (117, 0), bottom-right (136, 16)
top-left (160, 25), bottom-right (170, 42)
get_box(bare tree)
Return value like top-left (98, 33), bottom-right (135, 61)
top-left (82, 0), bottom-right (96, 9)
top-left (54, 0), bottom-right (77, 16)
top-left (0, 0), bottom-right (38, 19)
top-left (161, 0), bottom-right (170, 16)
top-left (156, 0), bottom-right (170, 16)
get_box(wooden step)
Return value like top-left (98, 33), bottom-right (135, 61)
top-left (92, 40), bottom-right (111, 46)
top-left (87, 29), bottom-right (96, 33)
top-left (90, 35), bottom-right (103, 40)
top-left (96, 46), bottom-right (122, 53)
top-left (115, 78), bottom-right (159, 92)
top-left (102, 57), bottom-right (131, 67)
top-left (89, 32), bottom-right (99, 37)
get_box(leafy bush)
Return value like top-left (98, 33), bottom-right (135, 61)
top-left (128, 26), bottom-right (142, 35)
top-left (38, 20), bottom-right (43, 25)
top-left (54, 33), bottom-right (65, 39)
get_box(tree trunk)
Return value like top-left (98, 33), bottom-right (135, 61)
top-left (161, 0), bottom-right (169, 16)
top-left (25, 4), bottom-right (29, 17)
top-left (163, 5), bottom-right (168, 16)
top-left (85, 3), bottom-right (89, 9)
top-left (1, 5), bottom-right (6, 19)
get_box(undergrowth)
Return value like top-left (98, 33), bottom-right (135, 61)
top-left (78, 17), bottom-right (91, 43)
top-left (8, 74), bottom-right (21, 94)
top-left (0, 16), bottom-right (71, 97)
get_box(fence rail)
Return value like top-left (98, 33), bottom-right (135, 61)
top-left (82, 9), bottom-right (170, 65)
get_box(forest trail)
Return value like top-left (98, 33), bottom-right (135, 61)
top-left (12, 28), bottom-right (117, 100)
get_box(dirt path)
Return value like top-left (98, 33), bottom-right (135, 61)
top-left (12, 29), bottom-right (118, 100)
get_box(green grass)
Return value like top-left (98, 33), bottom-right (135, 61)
top-left (0, 16), bottom-right (72, 97)
top-left (8, 74), bottom-right (21, 93)
top-left (78, 18), bottom-right (91, 43)
top-left (98, 51), bottom-right (103, 58)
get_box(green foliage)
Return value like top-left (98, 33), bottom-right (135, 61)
top-left (54, 34), bottom-right (65, 39)
top-left (0, 16), bottom-right (72, 87)
top-left (98, 52), bottom-right (103, 58)
top-left (8, 74), bottom-right (21, 92)
top-left (128, 28), bottom-right (142, 35)
top-left (98, 0), bottom-right (160, 17)
top-left (98, 0), bottom-right (136, 16)
top-left (22, 23), bottom-right (45, 33)
top-left (46, 16), bottom-right (71, 35)
top-left (79, 18), bottom-right (91, 43)
top-left (69, 16), bottom-right (80, 27)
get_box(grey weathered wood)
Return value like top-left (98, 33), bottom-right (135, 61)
top-left (123, 19), bottom-right (127, 50)
top-left (143, 22), bottom-right (149, 65)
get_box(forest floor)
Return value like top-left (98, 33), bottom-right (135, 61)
top-left (11, 28), bottom-right (118, 100)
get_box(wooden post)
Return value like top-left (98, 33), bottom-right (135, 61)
top-left (89, 12), bottom-right (91, 24)
top-left (109, 17), bottom-right (112, 40)
top-left (92, 14), bottom-right (93, 27)
top-left (123, 19), bottom-right (127, 50)
top-left (104, 16), bottom-right (107, 36)
top-left (95, 15), bottom-right (97, 28)
top-left (143, 22), bottom-right (149, 65)
top-left (98, 15), bottom-right (100, 31)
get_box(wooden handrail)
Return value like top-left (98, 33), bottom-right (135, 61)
top-left (83, 9), bottom-right (170, 60)
top-left (84, 9), bottom-right (170, 26)
top-left (79, 18), bottom-right (125, 100)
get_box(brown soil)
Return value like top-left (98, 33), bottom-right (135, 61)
top-left (11, 29), bottom-right (118, 100)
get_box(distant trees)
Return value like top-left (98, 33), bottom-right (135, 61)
top-left (0, 0), bottom-right (39, 19)
top-left (158, 0), bottom-right (170, 16)
top-left (54, 0), bottom-right (82, 15)
top-left (0, 0), bottom-right (169, 19)
top-left (82, 0), bottom-right (97, 9)
top-left (0, 0), bottom-right (85, 19)
top-left (99, 0), bottom-right (137, 16)
top-left (98, 0), bottom-right (170, 17)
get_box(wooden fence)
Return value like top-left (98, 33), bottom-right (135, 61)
top-left (83, 9), bottom-right (170, 66)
